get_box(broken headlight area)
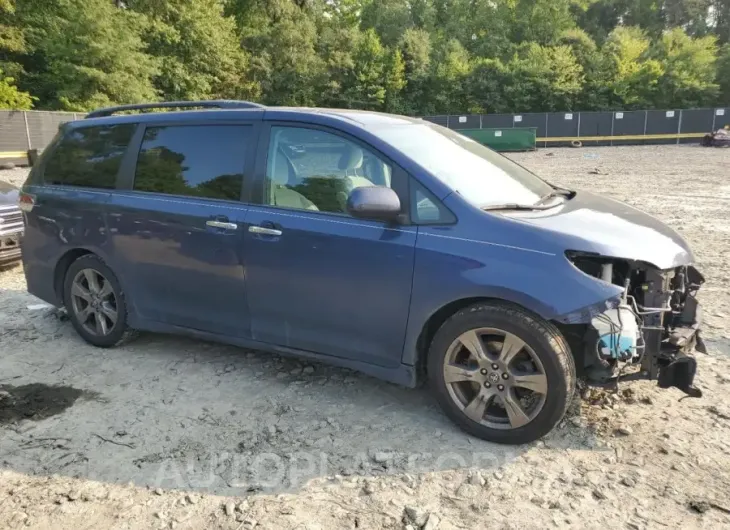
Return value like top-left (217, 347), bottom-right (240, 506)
top-left (560, 252), bottom-right (705, 398)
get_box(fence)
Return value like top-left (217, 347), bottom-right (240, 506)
top-left (423, 107), bottom-right (730, 147)
top-left (0, 110), bottom-right (80, 165)
top-left (1, 107), bottom-right (729, 166)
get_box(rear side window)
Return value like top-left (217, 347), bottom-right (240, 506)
top-left (43, 124), bottom-right (135, 189)
top-left (133, 125), bottom-right (249, 201)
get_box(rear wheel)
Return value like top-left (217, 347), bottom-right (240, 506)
top-left (428, 302), bottom-right (575, 444)
top-left (63, 254), bottom-right (135, 347)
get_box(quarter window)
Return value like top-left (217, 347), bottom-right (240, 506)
top-left (44, 124), bottom-right (135, 189)
top-left (411, 179), bottom-right (455, 224)
top-left (265, 126), bottom-right (393, 214)
top-left (133, 125), bottom-right (249, 201)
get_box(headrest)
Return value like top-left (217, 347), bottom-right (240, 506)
top-left (338, 145), bottom-right (363, 171)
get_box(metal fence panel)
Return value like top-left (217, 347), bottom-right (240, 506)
top-left (513, 113), bottom-right (546, 145)
top-left (577, 111), bottom-right (613, 146)
top-left (712, 107), bottom-right (729, 130)
top-left (546, 112), bottom-right (579, 146)
top-left (422, 115), bottom-right (448, 127)
top-left (447, 114), bottom-right (480, 130)
top-left (611, 110), bottom-right (646, 145)
top-left (646, 109), bottom-right (680, 145)
top-left (481, 114), bottom-right (513, 129)
top-left (0, 111), bottom-right (29, 152)
top-left (26, 111), bottom-right (75, 151)
top-left (679, 109), bottom-right (714, 144)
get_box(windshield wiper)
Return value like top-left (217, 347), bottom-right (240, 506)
top-left (537, 187), bottom-right (575, 205)
top-left (482, 203), bottom-right (551, 212)
top-left (482, 187), bottom-right (575, 212)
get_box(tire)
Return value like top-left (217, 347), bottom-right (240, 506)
top-left (63, 254), bottom-right (136, 348)
top-left (427, 302), bottom-right (575, 444)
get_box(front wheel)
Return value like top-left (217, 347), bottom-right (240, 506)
top-left (428, 302), bottom-right (575, 444)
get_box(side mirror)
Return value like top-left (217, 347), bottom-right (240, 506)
top-left (346, 186), bottom-right (401, 222)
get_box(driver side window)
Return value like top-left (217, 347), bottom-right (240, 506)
top-left (265, 126), bottom-right (393, 214)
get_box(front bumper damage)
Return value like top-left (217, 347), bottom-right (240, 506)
top-left (644, 265), bottom-right (705, 397)
top-left (562, 260), bottom-right (705, 398)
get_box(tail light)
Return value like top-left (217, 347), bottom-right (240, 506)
top-left (18, 192), bottom-right (35, 212)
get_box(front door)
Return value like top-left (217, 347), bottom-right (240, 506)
top-left (108, 122), bottom-right (257, 337)
top-left (243, 125), bottom-right (417, 367)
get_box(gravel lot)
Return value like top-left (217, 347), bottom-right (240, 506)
top-left (1, 145), bottom-right (729, 529)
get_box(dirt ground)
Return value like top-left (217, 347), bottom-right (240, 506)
top-left (1, 145), bottom-right (729, 530)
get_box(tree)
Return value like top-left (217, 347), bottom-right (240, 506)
top-left (503, 43), bottom-right (585, 112)
top-left (0, 0), bottom-right (25, 79)
top-left (509, 0), bottom-right (578, 45)
top-left (559, 28), bottom-right (612, 108)
top-left (230, 0), bottom-right (324, 106)
top-left (653, 28), bottom-right (718, 108)
top-left (466, 58), bottom-right (509, 113)
top-left (710, 0), bottom-right (730, 44)
top-left (127, 0), bottom-right (258, 101)
top-left (718, 43), bottom-right (730, 104)
top-left (0, 0), bottom-right (726, 114)
top-left (360, 0), bottom-right (413, 47)
top-left (344, 29), bottom-right (388, 109)
top-left (398, 28), bottom-right (432, 114)
top-left (603, 26), bottom-right (664, 109)
top-left (383, 48), bottom-right (406, 112)
top-left (0, 68), bottom-right (32, 109)
top-left (13, 0), bottom-right (158, 110)
top-left (427, 39), bottom-right (473, 114)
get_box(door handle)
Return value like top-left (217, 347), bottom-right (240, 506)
top-left (206, 220), bottom-right (238, 230)
top-left (249, 225), bottom-right (282, 236)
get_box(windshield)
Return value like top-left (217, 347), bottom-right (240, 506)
top-left (373, 122), bottom-right (553, 208)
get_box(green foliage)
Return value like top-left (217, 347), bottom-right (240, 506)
top-left (509, 0), bottom-right (577, 45)
top-left (127, 0), bottom-right (257, 101)
top-left (718, 44), bottom-right (730, 103)
top-left (0, 0), bottom-right (725, 114)
top-left (603, 26), bottom-right (665, 108)
top-left (504, 43), bottom-right (585, 111)
top-left (13, 0), bottom-right (158, 110)
top-left (428, 39), bottom-right (472, 114)
top-left (653, 28), bottom-right (718, 108)
top-left (360, 0), bottom-right (413, 47)
top-left (232, 0), bottom-right (324, 106)
top-left (0, 68), bottom-right (32, 108)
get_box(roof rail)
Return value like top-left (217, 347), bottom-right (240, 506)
top-left (84, 100), bottom-right (265, 119)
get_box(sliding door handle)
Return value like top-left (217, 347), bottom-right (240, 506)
top-left (249, 225), bottom-right (282, 236)
top-left (206, 220), bottom-right (238, 230)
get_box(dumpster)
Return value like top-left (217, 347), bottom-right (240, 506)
top-left (458, 127), bottom-right (537, 152)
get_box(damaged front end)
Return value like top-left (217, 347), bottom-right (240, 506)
top-left (559, 252), bottom-right (705, 398)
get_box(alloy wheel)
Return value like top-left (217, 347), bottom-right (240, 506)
top-left (70, 268), bottom-right (118, 337)
top-left (442, 327), bottom-right (548, 430)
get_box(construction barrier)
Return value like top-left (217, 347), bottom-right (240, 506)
top-left (426, 107), bottom-right (730, 148)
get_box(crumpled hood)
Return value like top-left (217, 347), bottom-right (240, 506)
top-left (0, 179), bottom-right (19, 205)
top-left (505, 191), bottom-right (694, 270)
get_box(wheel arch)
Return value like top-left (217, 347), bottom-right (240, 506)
top-left (411, 295), bottom-right (552, 382)
top-left (53, 248), bottom-right (95, 304)
top-left (53, 246), bottom-right (119, 305)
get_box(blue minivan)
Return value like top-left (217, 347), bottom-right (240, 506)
top-left (19, 101), bottom-right (705, 444)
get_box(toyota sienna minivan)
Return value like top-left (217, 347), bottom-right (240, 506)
top-left (19, 101), bottom-right (705, 444)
